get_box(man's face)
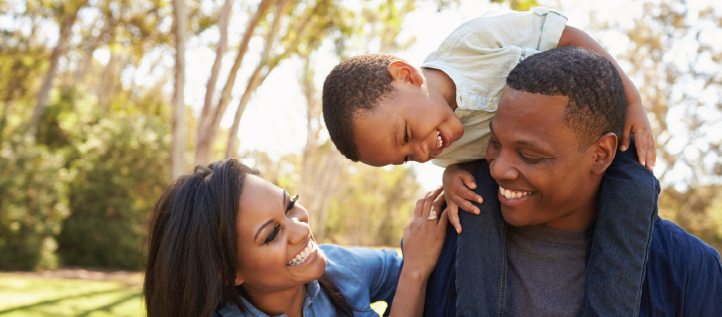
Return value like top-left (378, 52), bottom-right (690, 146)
top-left (486, 86), bottom-right (601, 231)
top-left (353, 82), bottom-right (464, 166)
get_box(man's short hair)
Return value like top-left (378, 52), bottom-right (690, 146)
top-left (322, 54), bottom-right (402, 162)
top-left (506, 46), bottom-right (626, 151)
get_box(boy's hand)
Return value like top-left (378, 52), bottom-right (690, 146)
top-left (402, 187), bottom-right (449, 277)
top-left (621, 98), bottom-right (656, 171)
top-left (442, 164), bottom-right (484, 234)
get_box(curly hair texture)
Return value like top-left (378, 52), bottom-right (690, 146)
top-left (506, 46), bottom-right (626, 151)
top-left (322, 54), bottom-right (403, 162)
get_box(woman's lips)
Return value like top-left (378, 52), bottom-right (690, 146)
top-left (287, 239), bottom-right (317, 267)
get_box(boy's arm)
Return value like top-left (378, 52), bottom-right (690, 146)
top-left (557, 26), bottom-right (656, 170)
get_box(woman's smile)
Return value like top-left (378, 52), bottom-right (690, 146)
top-left (287, 239), bottom-right (319, 267)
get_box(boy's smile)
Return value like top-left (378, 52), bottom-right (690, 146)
top-left (353, 64), bottom-right (464, 166)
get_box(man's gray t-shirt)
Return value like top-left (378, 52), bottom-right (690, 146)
top-left (507, 225), bottom-right (588, 317)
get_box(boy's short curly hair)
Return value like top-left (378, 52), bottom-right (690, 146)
top-left (506, 46), bottom-right (626, 151)
top-left (322, 54), bottom-right (403, 162)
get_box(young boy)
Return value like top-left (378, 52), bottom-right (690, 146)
top-left (322, 7), bottom-right (657, 317)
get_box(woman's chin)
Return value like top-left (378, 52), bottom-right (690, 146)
top-left (289, 248), bottom-right (327, 282)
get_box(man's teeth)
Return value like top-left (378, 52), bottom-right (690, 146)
top-left (437, 130), bottom-right (444, 149)
top-left (287, 240), bottom-right (315, 266)
top-left (499, 186), bottom-right (532, 200)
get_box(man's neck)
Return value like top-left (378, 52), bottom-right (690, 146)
top-left (243, 284), bottom-right (306, 317)
top-left (422, 67), bottom-right (458, 111)
top-left (540, 193), bottom-right (600, 231)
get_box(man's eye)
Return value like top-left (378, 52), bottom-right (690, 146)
top-left (264, 225), bottom-right (281, 245)
top-left (519, 154), bottom-right (543, 164)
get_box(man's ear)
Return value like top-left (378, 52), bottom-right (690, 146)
top-left (387, 60), bottom-right (423, 87)
top-left (591, 132), bottom-right (617, 175)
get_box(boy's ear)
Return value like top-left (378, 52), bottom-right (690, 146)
top-left (387, 60), bottom-right (423, 87)
top-left (591, 132), bottom-right (617, 175)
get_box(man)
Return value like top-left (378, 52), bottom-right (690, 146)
top-left (422, 46), bottom-right (722, 317)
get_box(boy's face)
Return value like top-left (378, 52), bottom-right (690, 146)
top-left (353, 67), bottom-right (464, 167)
top-left (486, 86), bottom-right (611, 231)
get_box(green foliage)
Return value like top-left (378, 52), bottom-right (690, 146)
top-left (56, 106), bottom-right (171, 270)
top-left (0, 137), bottom-right (69, 270)
top-left (324, 163), bottom-right (421, 246)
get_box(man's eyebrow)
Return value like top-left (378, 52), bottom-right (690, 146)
top-left (254, 219), bottom-right (274, 243)
top-left (490, 120), bottom-right (540, 148)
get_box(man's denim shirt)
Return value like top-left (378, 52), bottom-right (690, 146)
top-left (423, 213), bottom-right (722, 316)
top-left (214, 244), bottom-right (401, 317)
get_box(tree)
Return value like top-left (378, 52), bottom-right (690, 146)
top-left (28, 0), bottom-right (89, 136)
top-left (171, 0), bottom-right (187, 179)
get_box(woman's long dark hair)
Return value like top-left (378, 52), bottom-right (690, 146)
top-left (144, 160), bottom-right (356, 317)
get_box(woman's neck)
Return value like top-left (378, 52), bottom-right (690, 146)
top-left (243, 284), bottom-right (307, 317)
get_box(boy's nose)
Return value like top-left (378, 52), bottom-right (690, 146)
top-left (413, 142), bottom-right (430, 162)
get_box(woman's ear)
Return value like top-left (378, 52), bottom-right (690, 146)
top-left (234, 273), bottom-right (244, 286)
top-left (591, 132), bottom-right (617, 175)
top-left (387, 60), bottom-right (424, 87)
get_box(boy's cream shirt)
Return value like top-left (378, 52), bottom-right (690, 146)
top-left (424, 7), bottom-right (568, 168)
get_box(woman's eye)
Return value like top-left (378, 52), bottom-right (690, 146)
top-left (264, 225), bottom-right (281, 245)
top-left (286, 195), bottom-right (299, 214)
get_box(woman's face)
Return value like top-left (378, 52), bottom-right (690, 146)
top-left (234, 175), bottom-right (327, 293)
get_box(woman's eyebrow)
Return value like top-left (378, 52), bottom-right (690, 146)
top-left (254, 219), bottom-right (274, 243)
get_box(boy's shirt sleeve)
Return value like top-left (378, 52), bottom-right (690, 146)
top-left (425, 8), bottom-right (568, 168)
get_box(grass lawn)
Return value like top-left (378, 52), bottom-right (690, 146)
top-left (0, 273), bottom-right (144, 317)
top-left (0, 272), bottom-right (389, 316)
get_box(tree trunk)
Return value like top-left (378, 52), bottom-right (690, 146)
top-left (194, 0), bottom-right (233, 166)
top-left (193, 0), bottom-right (272, 165)
top-left (171, 0), bottom-right (187, 179)
top-left (29, 0), bottom-right (88, 136)
top-left (224, 0), bottom-right (291, 158)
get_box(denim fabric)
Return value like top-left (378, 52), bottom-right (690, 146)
top-left (453, 139), bottom-right (658, 316)
top-left (579, 139), bottom-right (658, 317)
top-left (215, 245), bottom-right (402, 317)
top-left (421, 219), bottom-right (458, 317)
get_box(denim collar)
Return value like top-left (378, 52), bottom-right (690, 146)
top-left (217, 281), bottom-right (320, 317)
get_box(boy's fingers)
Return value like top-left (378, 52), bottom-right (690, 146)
top-left (460, 173), bottom-right (477, 190)
top-left (452, 196), bottom-right (480, 215)
top-left (446, 204), bottom-right (462, 234)
top-left (620, 124), bottom-right (632, 152)
top-left (649, 134), bottom-right (657, 167)
top-left (458, 187), bottom-right (483, 205)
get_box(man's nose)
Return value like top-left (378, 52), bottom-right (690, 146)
top-left (489, 150), bottom-right (520, 180)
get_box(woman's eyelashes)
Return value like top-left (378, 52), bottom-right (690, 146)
top-left (286, 195), bottom-right (299, 214)
top-left (264, 195), bottom-right (299, 245)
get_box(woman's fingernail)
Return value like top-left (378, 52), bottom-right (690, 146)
top-left (641, 159), bottom-right (646, 166)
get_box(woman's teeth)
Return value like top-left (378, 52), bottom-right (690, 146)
top-left (437, 130), bottom-right (444, 149)
top-left (287, 240), bottom-right (315, 266)
top-left (499, 186), bottom-right (532, 200)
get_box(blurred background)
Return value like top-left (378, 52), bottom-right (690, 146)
top-left (0, 0), bottom-right (720, 315)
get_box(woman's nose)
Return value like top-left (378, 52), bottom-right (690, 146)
top-left (287, 218), bottom-right (310, 245)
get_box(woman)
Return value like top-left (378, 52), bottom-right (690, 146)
top-left (144, 159), bottom-right (448, 317)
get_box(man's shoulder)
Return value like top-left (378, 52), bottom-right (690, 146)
top-left (641, 218), bottom-right (722, 316)
top-left (650, 218), bottom-right (721, 266)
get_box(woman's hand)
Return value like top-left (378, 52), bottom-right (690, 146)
top-left (390, 187), bottom-right (449, 317)
top-left (402, 186), bottom-right (449, 277)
